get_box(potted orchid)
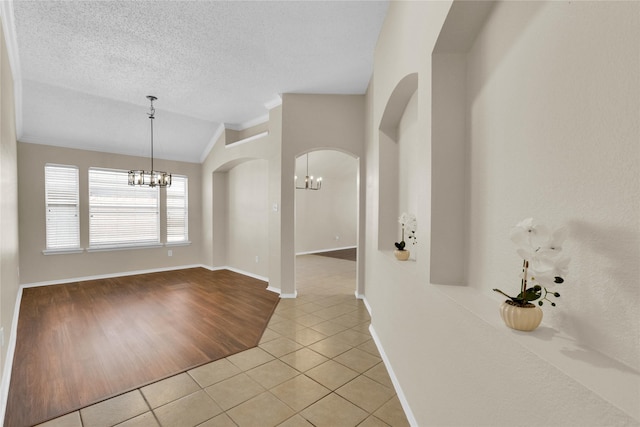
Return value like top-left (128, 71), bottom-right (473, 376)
top-left (394, 213), bottom-right (417, 261)
top-left (493, 218), bottom-right (570, 331)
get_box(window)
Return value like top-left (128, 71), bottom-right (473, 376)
top-left (89, 168), bottom-right (160, 249)
top-left (45, 164), bottom-right (80, 251)
top-left (167, 175), bottom-right (189, 243)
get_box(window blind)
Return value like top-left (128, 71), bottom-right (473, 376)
top-left (89, 168), bottom-right (159, 248)
top-left (45, 164), bottom-right (80, 250)
top-left (167, 175), bottom-right (188, 243)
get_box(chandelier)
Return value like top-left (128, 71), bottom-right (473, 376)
top-left (128, 96), bottom-right (172, 187)
top-left (295, 152), bottom-right (322, 190)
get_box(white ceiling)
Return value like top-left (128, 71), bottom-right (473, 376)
top-left (10, 0), bottom-right (389, 163)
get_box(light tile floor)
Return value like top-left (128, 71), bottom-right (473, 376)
top-left (37, 255), bottom-right (409, 427)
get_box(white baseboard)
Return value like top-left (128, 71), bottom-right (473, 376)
top-left (359, 294), bottom-right (372, 316)
top-left (279, 291), bottom-right (298, 299)
top-left (0, 285), bottom-right (24, 425)
top-left (368, 323), bottom-right (418, 427)
top-left (21, 264), bottom-right (272, 290)
top-left (20, 264), bottom-right (206, 288)
top-left (265, 286), bottom-right (281, 295)
top-left (219, 266), bottom-right (268, 283)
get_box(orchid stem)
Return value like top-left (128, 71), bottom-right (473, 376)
top-left (521, 259), bottom-right (528, 297)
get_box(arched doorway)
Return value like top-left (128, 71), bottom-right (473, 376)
top-left (294, 149), bottom-right (359, 297)
top-left (211, 157), bottom-right (270, 279)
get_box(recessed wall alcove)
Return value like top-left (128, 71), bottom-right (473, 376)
top-left (211, 157), bottom-right (269, 277)
top-left (377, 73), bottom-right (418, 251)
top-left (430, 1), bottom-right (495, 285)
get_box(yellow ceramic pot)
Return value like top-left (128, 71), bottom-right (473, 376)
top-left (499, 300), bottom-right (543, 331)
top-left (394, 249), bottom-right (410, 261)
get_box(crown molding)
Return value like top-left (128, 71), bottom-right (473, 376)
top-left (0, 0), bottom-right (23, 139)
top-left (264, 95), bottom-right (282, 110)
top-left (225, 114), bottom-right (269, 132)
top-left (224, 131), bottom-right (268, 149)
top-left (223, 95), bottom-right (280, 132)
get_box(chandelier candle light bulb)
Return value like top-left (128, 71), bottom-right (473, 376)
top-left (296, 153), bottom-right (322, 190)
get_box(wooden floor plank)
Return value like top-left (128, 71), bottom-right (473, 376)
top-left (314, 248), bottom-right (357, 262)
top-left (4, 268), bottom-right (279, 427)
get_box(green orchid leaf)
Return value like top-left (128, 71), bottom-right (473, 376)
top-left (518, 287), bottom-right (541, 302)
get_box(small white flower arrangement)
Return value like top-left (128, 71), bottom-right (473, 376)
top-left (494, 218), bottom-right (570, 307)
top-left (395, 212), bottom-right (417, 251)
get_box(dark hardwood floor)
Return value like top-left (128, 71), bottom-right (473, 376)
top-left (314, 248), bottom-right (357, 262)
top-left (5, 268), bottom-right (279, 427)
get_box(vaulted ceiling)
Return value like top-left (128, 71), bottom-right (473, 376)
top-left (9, 1), bottom-right (388, 163)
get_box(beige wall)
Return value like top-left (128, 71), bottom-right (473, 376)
top-left (0, 19), bottom-right (19, 384)
top-left (365, 1), bottom-right (639, 425)
top-left (17, 143), bottom-right (203, 284)
top-left (281, 94), bottom-right (366, 295)
top-left (227, 159), bottom-right (269, 277)
top-left (225, 122), bottom-right (269, 146)
top-left (466, 0), bottom-right (639, 369)
top-left (201, 112), bottom-right (281, 287)
top-left (201, 97), bottom-right (365, 296)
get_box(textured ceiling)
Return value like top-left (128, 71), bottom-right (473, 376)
top-left (11, 0), bottom-right (388, 163)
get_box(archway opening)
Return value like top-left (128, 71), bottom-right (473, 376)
top-left (211, 157), bottom-right (269, 279)
top-left (294, 149), bottom-right (359, 297)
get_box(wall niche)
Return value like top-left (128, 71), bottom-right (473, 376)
top-left (377, 73), bottom-right (418, 253)
top-left (430, 1), bottom-right (495, 285)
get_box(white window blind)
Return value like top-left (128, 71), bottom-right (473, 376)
top-left (45, 164), bottom-right (80, 250)
top-left (89, 168), bottom-right (159, 248)
top-left (167, 175), bottom-right (188, 243)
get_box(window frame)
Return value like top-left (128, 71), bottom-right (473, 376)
top-left (43, 163), bottom-right (82, 254)
top-left (166, 174), bottom-right (190, 245)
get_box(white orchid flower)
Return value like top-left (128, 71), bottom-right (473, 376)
top-left (496, 218), bottom-right (570, 308)
top-left (524, 245), bottom-right (570, 288)
top-left (537, 226), bottom-right (569, 258)
top-left (396, 212), bottom-right (418, 246)
top-left (510, 217), bottom-right (551, 260)
top-left (398, 213), bottom-right (417, 233)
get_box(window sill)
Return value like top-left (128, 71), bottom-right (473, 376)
top-left (165, 241), bottom-right (192, 247)
top-left (42, 248), bottom-right (84, 255)
top-left (87, 243), bottom-right (164, 253)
